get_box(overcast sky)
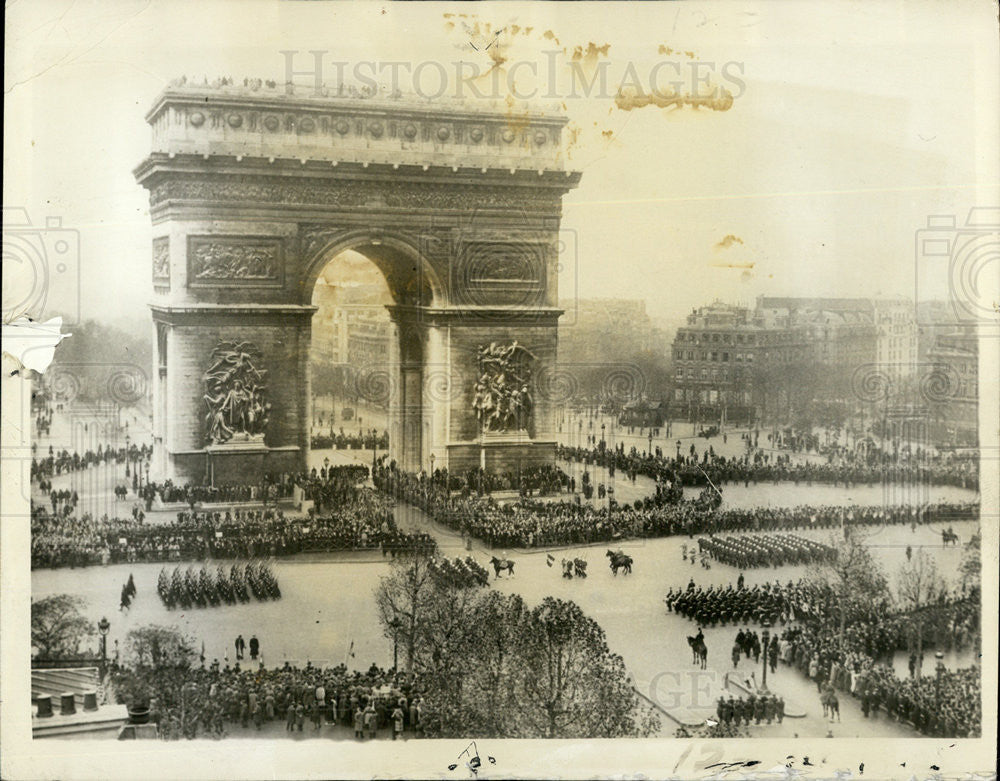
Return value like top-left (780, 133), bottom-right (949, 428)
top-left (5, 0), bottom-right (998, 327)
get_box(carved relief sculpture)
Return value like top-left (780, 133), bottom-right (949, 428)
top-left (188, 237), bottom-right (282, 285)
top-left (472, 341), bottom-right (536, 433)
top-left (203, 341), bottom-right (271, 444)
top-left (152, 237), bottom-right (170, 282)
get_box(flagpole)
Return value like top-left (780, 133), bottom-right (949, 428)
top-left (696, 464), bottom-right (723, 498)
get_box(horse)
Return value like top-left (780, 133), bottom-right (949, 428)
top-left (606, 550), bottom-right (633, 576)
top-left (941, 528), bottom-right (959, 546)
top-left (687, 635), bottom-right (708, 669)
top-left (561, 558), bottom-right (574, 579)
top-left (573, 558), bottom-right (588, 578)
top-left (489, 556), bottom-right (515, 579)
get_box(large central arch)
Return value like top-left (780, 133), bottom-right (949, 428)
top-left (135, 82), bottom-right (580, 482)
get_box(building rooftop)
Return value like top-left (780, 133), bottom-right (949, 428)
top-left (141, 78), bottom-right (575, 174)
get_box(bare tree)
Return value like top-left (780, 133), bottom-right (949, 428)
top-left (373, 553), bottom-right (434, 682)
top-left (813, 525), bottom-right (890, 645)
top-left (896, 548), bottom-right (947, 676)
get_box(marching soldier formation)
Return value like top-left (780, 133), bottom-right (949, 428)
top-left (157, 560), bottom-right (280, 609)
top-left (665, 581), bottom-right (789, 626)
top-left (698, 534), bottom-right (837, 569)
top-left (716, 693), bottom-right (785, 726)
top-left (426, 556), bottom-right (490, 589)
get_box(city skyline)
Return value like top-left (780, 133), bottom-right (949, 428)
top-left (5, 2), bottom-right (997, 327)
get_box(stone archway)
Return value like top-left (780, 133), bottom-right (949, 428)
top-left (136, 81), bottom-right (580, 483)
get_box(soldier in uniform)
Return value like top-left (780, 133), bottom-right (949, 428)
top-left (733, 697), bottom-right (745, 726)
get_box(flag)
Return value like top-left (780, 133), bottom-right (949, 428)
top-left (546, 553), bottom-right (555, 567)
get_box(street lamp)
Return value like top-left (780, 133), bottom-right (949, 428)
top-left (429, 453), bottom-right (436, 483)
top-left (676, 439), bottom-right (682, 461)
top-left (760, 621), bottom-right (770, 693)
top-left (934, 650), bottom-right (945, 730)
top-left (372, 428), bottom-right (378, 469)
top-left (389, 618), bottom-right (401, 672)
top-left (124, 434), bottom-right (131, 478)
top-left (97, 616), bottom-right (110, 668)
top-left (648, 431), bottom-right (653, 456)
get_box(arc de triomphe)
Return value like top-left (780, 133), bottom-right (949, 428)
top-left (135, 82), bottom-right (580, 484)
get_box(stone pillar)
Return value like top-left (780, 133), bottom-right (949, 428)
top-left (393, 309), bottom-right (426, 473)
top-left (150, 305), bottom-right (314, 483)
top-left (423, 323), bottom-right (451, 470)
top-left (60, 693), bottom-right (76, 716)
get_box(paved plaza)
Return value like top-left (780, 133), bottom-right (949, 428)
top-left (32, 407), bottom-right (979, 741)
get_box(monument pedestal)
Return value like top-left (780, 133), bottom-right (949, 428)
top-left (206, 435), bottom-right (268, 485)
top-left (447, 432), bottom-right (557, 474)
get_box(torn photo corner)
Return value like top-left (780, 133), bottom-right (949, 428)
top-left (1, 316), bottom-right (70, 375)
top-left (1, 1), bottom-right (997, 780)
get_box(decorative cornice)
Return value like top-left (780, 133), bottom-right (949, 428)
top-left (387, 305), bottom-right (564, 325)
top-left (143, 84), bottom-right (574, 174)
top-left (134, 155), bottom-right (581, 190)
top-left (150, 304), bottom-right (317, 326)
top-left (138, 169), bottom-right (575, 215)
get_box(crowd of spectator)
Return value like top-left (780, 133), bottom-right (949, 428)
top-left (557, 442), bottom-right (980, 491)
top-left (144, 478), bottom-right (296, 508)
top-left (31, 442), bottom-right (153, 483)
top-left (780, 623), bottom-right (980, 738)
top-left (377, 463), bottom-right (977, 549)
top-left (110, 661), bottom-right (424, 741)
top-left (30, 487), bottom-right (436, 569)
top-left (460, 464), bottom-right (571, 496)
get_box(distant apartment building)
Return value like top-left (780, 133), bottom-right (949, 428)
top-left (312, 280), bottom-right (393, 408)
top-left (670, 301), bottom-right (812, 424)
top-left (925, 331), bottom-right (978, 447)
top-left (873, 298), bottom-right (920, 381)
top-left (345, 307), bottom-right (392, 369)
top-left (670, 296), bottom-right (920, 425)
top-left (758, 296), bottom-right (917, 382)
